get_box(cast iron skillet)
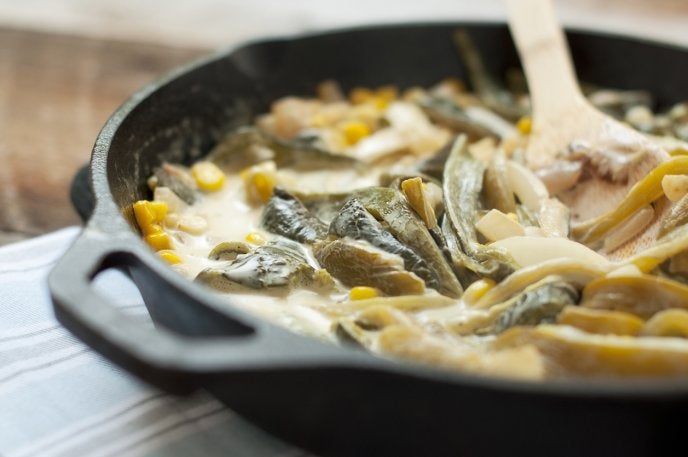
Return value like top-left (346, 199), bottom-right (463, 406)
top-left (49, 23), bottom-right (688, 457)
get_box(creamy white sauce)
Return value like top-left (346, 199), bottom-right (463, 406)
top-left (164, 166), bottom-right (390, 340)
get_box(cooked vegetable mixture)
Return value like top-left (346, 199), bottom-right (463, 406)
top-left (134, 33), bottom-right (688, 380)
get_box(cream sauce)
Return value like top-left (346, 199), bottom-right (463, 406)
top-left (163, 165), bottom-right (401, 340)
top-left (156, 156), bottom-right (543, 381)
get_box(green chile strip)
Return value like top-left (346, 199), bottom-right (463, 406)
top-left (442, 135), bottom-right (514, 281)
top-left (354, 187), bottom-right (463, 298)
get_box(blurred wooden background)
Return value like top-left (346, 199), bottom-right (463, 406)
top-left (0, 0), bottom-right (686, 245)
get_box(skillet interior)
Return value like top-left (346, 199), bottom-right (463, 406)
top-left (87, 23), bottom-right (688, 457)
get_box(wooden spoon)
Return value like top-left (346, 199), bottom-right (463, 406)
top-left (505, 0), bottom-right (669, 258)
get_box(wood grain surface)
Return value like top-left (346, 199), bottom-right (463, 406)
top-left (0, 28), bottom-right (206, 244)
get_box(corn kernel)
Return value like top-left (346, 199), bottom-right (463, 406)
top-left (349, 286), bottom-right (381, 301)
top-left (254, 173), bottom-right (276, 203)
top-left (462, 278), bottom-right (496, 306)
top-left (670, 148), bottom-right (688, 156)
top-left (133, 200), bottom-right (155, 230)
top-left (150, 201), bottom-right (168, 222)
top-left (145, 230), bottom-right (172, 251)
top-left (191, 161), bottom-right (225, 192)
top-left (350, 87), bottom-right (374, 105)
top-left (516, 116), bottom-right (532, 135)
top-left (142, 223), bottom-right (164, 236)
top-left (241, 161), bottom-right (278, 205)
top-left (245, 232), bottom-right (267, 245)
top-left (133, 197), bottom-right (166, 235)
top-left (341, 121), bottom-right (371, 145)
top-left (158, 250), bottom-right (182, 264)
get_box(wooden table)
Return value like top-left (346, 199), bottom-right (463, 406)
top-left (0, 28), bottom-right (205, 244)
top-left (1, 0), bottom-right (686, 246)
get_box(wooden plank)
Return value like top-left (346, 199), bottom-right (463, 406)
top-left (0, 27), bottom-right (207, 240)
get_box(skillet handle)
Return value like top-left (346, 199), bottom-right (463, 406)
top-left (70, 164), bottom-right (95, 223)
top-left (49, 224), bottom-right (369, 395)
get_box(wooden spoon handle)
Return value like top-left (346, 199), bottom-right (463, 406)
top-left (506, 0), bottom-right (584, 119)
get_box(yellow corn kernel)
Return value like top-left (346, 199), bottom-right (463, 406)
top-left (462, 279), bottom-right (496, 306)
top-left (191, 161), bottom-right (225, 192)
top-left (506, 212), bottom-right (519, 222)
top-left (350, 87), bottom-right (374, 105)
top-left (516, 116), bottom-right (532, 135)
top-left (240, 161), bottom-right (278, 205)
top-left (349, 286), bottom-right (381, 301)
top-left (145, 230), bottom-right (172, 251)
top-left (150, 201), bottom-right (168, 222)
top-left (341, 121), bottom-right (371, 145)
top-left (133, 200), bottom-right (156, 230)
top-left (245, 232), bottom-right (267, 245)
top-left (142, 222), bottom-right (164, 236)
top-left (254, 173), bottom-right (276, 203)
top-left (133, 198), bottom-right (166, 236)
top-left (158, 250), bottom-right (182, 264)
top-left (670, 148), bottom-right (688, 156)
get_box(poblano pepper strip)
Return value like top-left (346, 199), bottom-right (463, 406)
top-left (353, 187), bottom-right (464, 298)
top-left (442, 135), bottom-right (515, 281)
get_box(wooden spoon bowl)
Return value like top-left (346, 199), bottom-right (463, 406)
top-left (506, 0), bottom-right (670, 258)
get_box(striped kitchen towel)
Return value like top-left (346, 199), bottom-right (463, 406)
top-left (0, 226), bottom-right (309, 457)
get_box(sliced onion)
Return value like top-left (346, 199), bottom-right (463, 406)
top-left (538, 198), bottom-right (570, 238)
top-left (506, 160), bottom-right (549, 212)
top-left (475, 209), bottom-right (525, 242)
top-left (535, 160), bottom-right (583, 194)
top-left (491, 236), bottom-right (609, 268)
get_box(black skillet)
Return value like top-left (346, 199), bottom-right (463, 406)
top-left (49, 23), bottom-right (688, 457)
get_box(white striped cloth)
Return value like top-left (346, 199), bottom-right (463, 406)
top-left (0, 226), bottom-right (310, 457)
